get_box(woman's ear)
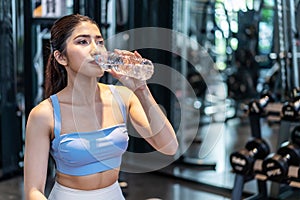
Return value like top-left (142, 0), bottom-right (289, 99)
top-left (54, 50), bottom-right (68, 66)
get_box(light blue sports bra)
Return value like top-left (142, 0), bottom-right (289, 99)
top-left (49, 85), bottom-right (129, 176)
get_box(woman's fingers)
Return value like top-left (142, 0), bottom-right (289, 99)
top-left (134, 50), bottom-right (142, 58)
top-left (114, 49), bottom-right (142, 58)
top-left (114, 49), bottom-right (134, 56)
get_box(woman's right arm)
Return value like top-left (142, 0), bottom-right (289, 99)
top-left (24, 101), bottom-right (53, 200)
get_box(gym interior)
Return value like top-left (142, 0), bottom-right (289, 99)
top-left (1, 0), bottom-right (300, 199)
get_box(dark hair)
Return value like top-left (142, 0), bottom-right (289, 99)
top-left (44, 14), bottom-right (99, 99)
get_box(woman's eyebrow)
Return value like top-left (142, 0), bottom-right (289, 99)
top-left (74, 34), bottom-right (103, 39)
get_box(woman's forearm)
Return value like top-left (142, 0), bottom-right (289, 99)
top-left (134, 86), bottom-right (178, 155)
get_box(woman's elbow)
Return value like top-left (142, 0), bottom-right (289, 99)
top-left (160, 139), bottom-right (179, 155)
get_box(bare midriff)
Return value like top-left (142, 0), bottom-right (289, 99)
top-left (56, 168), bottom-right (120, 190)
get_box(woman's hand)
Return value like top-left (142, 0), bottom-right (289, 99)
top-left (107, 49), bottom-right (147, 92)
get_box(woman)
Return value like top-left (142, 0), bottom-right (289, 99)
top-left (24, 14), bottom-right (178, 200)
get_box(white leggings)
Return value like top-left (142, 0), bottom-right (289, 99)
top-left (47, 181), bottom-right (125, 200)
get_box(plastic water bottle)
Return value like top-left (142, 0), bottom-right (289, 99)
top-left (94, 51), bottom-right (154, 80)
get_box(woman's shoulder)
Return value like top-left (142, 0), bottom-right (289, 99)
top-left (27, 98), bottom-right (53, 124)
top-left (26, 98), bottom-right (53, 138)
top-left (98, 83), bottom-right (133, 95)
top-left (98, 83), bottom-right (136, 105)
top-left (111, 84), bottom-right (136, 99)
top-left (114, 84), bottom-right (132, 93)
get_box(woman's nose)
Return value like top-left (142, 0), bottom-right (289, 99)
top-left (90, 43), bottom-right (106, 56)
top-left (90, 43), bottom-right (100, 55)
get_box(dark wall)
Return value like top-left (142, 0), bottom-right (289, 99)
top-left (0, 0), bottom-right (23, 177)
top-left (127, 0), bottom-right (174, 153)
top-left (128, 0), bottom-right (173, 116)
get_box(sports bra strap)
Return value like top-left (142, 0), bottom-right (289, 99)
top-left (50, 95), bottom-right (62, 139)
top-left (108, 85), bottom-right (127, 123)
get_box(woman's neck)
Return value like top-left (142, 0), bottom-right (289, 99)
top-left (63, 75), bottom-right (100, 105)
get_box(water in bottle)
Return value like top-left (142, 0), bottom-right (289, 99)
top-left (94, 51), bottom-right (154, 80)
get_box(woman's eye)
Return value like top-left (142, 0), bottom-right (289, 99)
top-left (97, 40), bottom-right (104, 45)
top-left (78, 40), bottom-right (89, 45)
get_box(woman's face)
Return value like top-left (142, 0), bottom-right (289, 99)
top-left (64, 21), bottom-right (106, 77)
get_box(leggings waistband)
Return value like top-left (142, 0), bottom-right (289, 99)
top-left (55, 181), bottom-right (119, 194)
top-left (48, 181), bottom-right (125, 200)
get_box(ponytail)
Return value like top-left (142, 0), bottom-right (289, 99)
top-left (44, 53), bottom-right (67, 99)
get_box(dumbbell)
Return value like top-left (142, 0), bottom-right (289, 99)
top-left (281, 99), bottom-right (300, 120)
top-left (262, 142), bottom-right (300, 183)
top-left (274, 126), bottom-right (300, 182)
top-left (230, 138), bottom-right (270, 175)
top-left (281, 88), bottom-right (300, 120)
top-left (248, 91), bottom-right (274, 115)
top-left (291, 126), bottom-right (300, 146)
top-left (290, 87), bottom-right (300, 100)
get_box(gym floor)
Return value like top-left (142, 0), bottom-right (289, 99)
top-left (1, 117), bottom-right (300, 200)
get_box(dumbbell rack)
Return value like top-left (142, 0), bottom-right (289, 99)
top-left (231, 112), bottom-right (268, 200)
top-left (268, 119), bottom-right (300, 199)
top-left (231, 101), bottom-right (300, 200)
